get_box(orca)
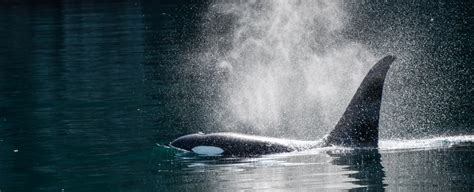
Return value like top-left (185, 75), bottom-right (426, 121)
top-left (169, 55), bottom-right (396, 156)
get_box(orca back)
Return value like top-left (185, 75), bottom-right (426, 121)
top-left (169, 55), bottom-right (396, 156)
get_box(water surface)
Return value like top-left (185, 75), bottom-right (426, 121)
top-left (0, 1), bottom-right (472, 191)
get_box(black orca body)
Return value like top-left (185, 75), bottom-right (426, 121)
top-left (169, 132), bottom-right (321, 156)
top-left (170, 56), bottom-right (396, 156)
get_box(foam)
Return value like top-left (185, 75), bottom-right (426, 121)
top-left (379, 135), bottom-right (474, 152)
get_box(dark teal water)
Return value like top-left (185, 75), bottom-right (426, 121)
top-left (0, 1), bottom-right (472, 191)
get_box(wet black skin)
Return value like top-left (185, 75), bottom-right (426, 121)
top-left (170, 56), bottom-right (396, 156)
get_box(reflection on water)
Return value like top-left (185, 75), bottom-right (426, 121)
top-left (0, 1), bottom-right (472, 191)
top-left (154, 143), bottom-right (473, 191)
top-left (383, 146), bottom-right (474, 191)
top-left (160, 149), bottom-right (362, 191)
top-left (330, 149), bottom-right (385, 191)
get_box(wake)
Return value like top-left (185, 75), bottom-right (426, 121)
top-left (378, 135), bottom-right (474, 152)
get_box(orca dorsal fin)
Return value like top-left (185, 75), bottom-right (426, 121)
top-left (324, 55), bottom-right (396, 147)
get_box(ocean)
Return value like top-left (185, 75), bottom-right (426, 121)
top-left (0, 1), bottom-right (472, 191)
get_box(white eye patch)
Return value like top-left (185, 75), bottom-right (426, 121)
top-left (191, 146), bottom-right (224, 156)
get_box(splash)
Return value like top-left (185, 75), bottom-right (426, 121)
top-left (379, 135), bottom-right (474, 152)
top-left (199, 0), bottom-right (377, 139)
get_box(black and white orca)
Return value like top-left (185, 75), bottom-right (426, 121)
top-left (169, 55), bottom-right (396, 156)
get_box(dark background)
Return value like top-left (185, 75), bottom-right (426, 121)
top-left (0, 0), bottom-right (471, 191)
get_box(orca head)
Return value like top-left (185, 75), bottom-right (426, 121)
top-left (169, 133), bottom-right (206, 151)
top-left (170, 133), bottom-right (226, 155)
